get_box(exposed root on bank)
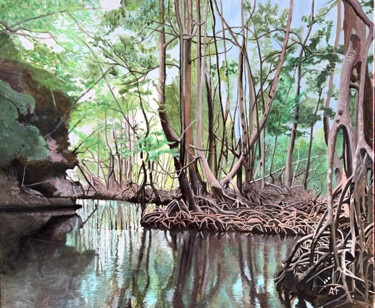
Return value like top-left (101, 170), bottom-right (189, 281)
top-left (73, 180), bottom-right (181, 205)
top-left (141, 187), bottom-right (325, 235)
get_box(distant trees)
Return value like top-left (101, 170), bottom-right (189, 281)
top-left (1, 0), bottom-right (371, 206)
top-left (152, 0), bottom-right (350, 208)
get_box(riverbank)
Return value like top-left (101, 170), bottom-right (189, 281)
top-left (0, 173), bottom-right (78, 208)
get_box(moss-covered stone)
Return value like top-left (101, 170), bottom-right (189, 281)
top-left (0, 59), bottom-right (78, 199)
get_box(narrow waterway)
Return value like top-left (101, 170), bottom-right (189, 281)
top-left (1, 200), bottom-right (309, 307)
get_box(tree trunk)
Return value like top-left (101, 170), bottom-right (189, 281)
top-left (285, 0), bottom-right (314, 189)
top-left (205, 72), bottom-right (216, 173)
top-left (220, 0), bottom-right (294, 186)
top-left (323, 0), bottom-right (343, 184)
top-left (158, 0), bottom-right (199, 211)
top-left (104, 111), bottom-right (117, 192)
top-left (303, 88), bottom-right (322, 189)
top-left (181, 0), bottom-right (201, 194)
top-left (195, 0), bottom-right (222, 192)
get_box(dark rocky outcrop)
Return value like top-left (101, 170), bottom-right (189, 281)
top-left (0, 59), bottom-right (82, 203)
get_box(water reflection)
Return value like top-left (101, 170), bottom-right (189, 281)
top-left (1, 200), bottom-right (297, 307)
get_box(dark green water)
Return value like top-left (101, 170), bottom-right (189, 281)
top-left (1, 200), bottom-right (310, 307)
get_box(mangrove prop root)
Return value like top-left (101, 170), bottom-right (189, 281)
top-left (141, 190), bottom-right (325, 236)
top-left (276, 153), bottom-right (373, 306)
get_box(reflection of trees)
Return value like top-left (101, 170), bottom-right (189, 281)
top-left (168, 232), bottom-right (293, 308)
top-left (63, 200), bottom-right (297, 307)
top-left (117, 229), bottom-right (151, 307)
top-left (158, 231), bottom-right (178, 304)
top-left (1, 229), bottom-right (95, 307)
top-left (172, 232), bottom-right (195, 307)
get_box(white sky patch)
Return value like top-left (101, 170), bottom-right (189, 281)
top-left (18, 36), bottom-right (34, 50)
top-left (77, 89), bottom-right (97, 104)
top-left (69, 119), bottom-right (98, 149)
top-left (101, 0), bottom-right (121, 11)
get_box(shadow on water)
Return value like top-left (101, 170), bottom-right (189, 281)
top-left (1, 200), bottom-right (312, 307)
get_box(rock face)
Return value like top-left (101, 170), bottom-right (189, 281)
top-left (0, 173), bottom-right (49, 206)
top-left (0, 59), bottom-right (81, 201)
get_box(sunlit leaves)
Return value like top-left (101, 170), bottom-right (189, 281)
top-left (136, 131), bottom-right (178, 163)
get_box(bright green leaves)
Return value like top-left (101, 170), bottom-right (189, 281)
top-left (137, 131), bottom-right (178, 163)
top-left (320, 106), bottom-right (335, 119)
top-left (0, 0), bottom-right (105, 101)
top-left (297, 97), bottom-right (322, 128)
top-left (219, 59), bottom-right (238, 84)
top-left (128, 3), bottom-right (138, 11)
top-left (102, 0), bottom-right (157, 35)
top-left (252, 1), bottom-right (288, 36)
top-left (0, 80), bottom-right (48, 165)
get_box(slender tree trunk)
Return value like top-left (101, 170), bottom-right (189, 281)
top-left (205, 73), bottom-right (216, 173)
top-left (269, 135), bottom-right (278, 178)
top-left (158, 0), bottom-right (199, 211)
top-left (285, 0), bottom-right (315, 189)
top-left (77, 163), bottom-right (99, 194)
top-left (112, 127), bottom-right (122, 186)
top-left (220, 0), bottom-right (294, 186)
top-left (322, 0), bottom-right (343, 184)
top-left (104, 111), bottom-right (117, 191)
top-left (185, 0), bottom-right (201, 194)
top-left (238, 0), bottom-right (252, 185)
top-left (195, 0), bottom-right (222, 193)
top-left (127, 119), bottom-right (133, 182)
top-left (303, 88), bottom-right (322, 189)
top-left (284, 70), bottom-right (302, 189)
top-left (208, 0), bottom-right (223, 177)
top-left (97, 110), bottom-right (100, 178)
top-left (215, 0), bottom-right (232, 178)
top-left (261, 128), bottom-right (266, 188)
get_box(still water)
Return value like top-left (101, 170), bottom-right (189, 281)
top-left (1, 200), bottom-right (299, 308)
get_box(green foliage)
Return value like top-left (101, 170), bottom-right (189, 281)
top-left (360, 0), bottom-right (374, 14)
top-left (137, 131), bottom-right (178, 163)
top-left (1, 0), bottom-right (350, 193)
top-left (0, 80), bottom-right (48, 165)
top-left (103, 0), bottom-right (157, 34)
top-left (266, 69), bottom-right (295, 136)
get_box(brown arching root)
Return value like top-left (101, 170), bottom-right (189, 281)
top-left (141, 187), bottom-right (326, 236)
top-left (275, 5), bottom-right (374, 305)
top-left (275, 153), bottom-right (373, 307)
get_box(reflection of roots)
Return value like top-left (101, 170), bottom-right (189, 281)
top-left (276, 160), bottom-right (374, 306)
top-left (141, 196), bottom-right (324, 235)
